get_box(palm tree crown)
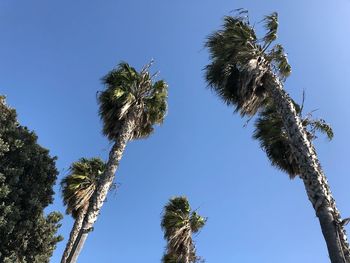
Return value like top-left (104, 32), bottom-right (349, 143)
top-left (61, 158), bottom-right (106, 219)
top-left (98, 62), bottom-right (168, 141)
top-left (205, 11), bottom-right (291, 116)
top-left (161, 197), bottom-right (206, 263)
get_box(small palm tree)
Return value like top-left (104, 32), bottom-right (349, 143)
top-left (205, 11), bottom-right (350, 262)
top-left (253, 100), bottom-right (333, 178)
top-left (67, 62), bottom-right (168, 262)
top-left (60, 158), bottom-right (105, 263)
top-left (161, 197), bottom-right (206, 263)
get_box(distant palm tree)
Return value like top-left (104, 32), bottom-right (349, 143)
top-left (161, 197), bottom-right (206, 263)
top-left (205, 11), bottom-right (350, 262)
top-left (67, 62), bottom-right (168, 263)
top-left (253, 100), bottom-right (333, 178)
top-left (60, 158), bottom-right (105, 263)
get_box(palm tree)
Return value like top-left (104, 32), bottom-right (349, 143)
top-left (67, 62), bottom-right (168, 263)
top-left (161, 197), bottom-right (206, 263)
top-left (205, 11), bottom-right (350, 262)
top-left (60, 158), bottom-right (106, 263)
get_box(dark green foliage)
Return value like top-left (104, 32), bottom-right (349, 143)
top-left (0, 96), bottom-right (63, 262)
top-left (161, 197), bottom-right (206, 263)
top-left (61, 158), bottom-right (106, 218)
top-left (268, 44), bottom-right (291, 81)
top-left (262, 12), bottom-right (278, 47)
top-left (303, 116), bottom-right (334, 141)
top-left (24, 212), bottom-right (63, 263)
top-left (205, 11), bottom-right (291, 116)
top-left (253, 102), bottom-right (299, 178)
top-left (253, 100), bottom-right (333, 178)
top-left (98, 62), bottom-right (168, 141)
top-left (162, 254), bottom-right (179, 263)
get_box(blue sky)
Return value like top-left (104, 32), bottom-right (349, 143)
top-left (1, 0), bottom-right (350, 262)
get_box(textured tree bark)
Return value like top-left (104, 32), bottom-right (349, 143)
top-left (265, 73), bottom-right (350, 263)
top-left (66, 117), bottom-right (136, 263)
top-left (60, 205), bottom-right (88, 263)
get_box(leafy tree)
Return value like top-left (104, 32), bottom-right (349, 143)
top-left (205, 11), bottom-right (350, 262)
top-left (0, 96), bottom-right (62, 262)
top-left (67, 62), bottom-right (168, 262)
top-left (161, 197), bottom-right (206, 263)
top-left (60, 158), bottom-right (106, 263)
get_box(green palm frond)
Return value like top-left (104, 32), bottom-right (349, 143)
top-left (161, 197), bottom-right (206, 263)
top-left (253, 102), bottom-right (299, 178)
top-left (205, 11), bottom-right (291, 116)
top-left (267, 44), bottom-right (291, 80)
top-left (99, 62), bottom-right (168, 141)
top-left (302, 117), bottom-right (334, 141)
top-left (262, 12), bottom-right (278, 48)
top-left (190, 212), bottom-right (206, 233)
top-left (61, 158), bottom-right (106, 218)
top-left (253, 102), bottom-right (333, 178)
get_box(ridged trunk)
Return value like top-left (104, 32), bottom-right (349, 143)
top-left (265, 73), bottom-right (350, 263)
top-left (66, 117), bottom-right (136, 263)
top-left (60, 205), bottom-right (88, 263)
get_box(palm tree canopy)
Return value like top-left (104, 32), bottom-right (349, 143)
top-left (204, 11), bottom-right (333, 178)
top-left (161, 197), bottom-right (206, 263)
top-left (98, 62), bottom-right (168, 141)
top-left (61, 158), bottom-right (106, 219)
top-left (205, 11), bottom-right (291, 116)
top-left (253, 100), bottom-right (333, 178)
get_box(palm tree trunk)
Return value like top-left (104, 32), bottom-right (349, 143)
top-left (61, 205), bottom-right (88, 263)
top-left (66, 117), bottom-right (136, 263)
top-left (265, 73), bottom-right (350, 263)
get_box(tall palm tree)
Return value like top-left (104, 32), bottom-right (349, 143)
top-left (60, 158), bottom-right (106, 263)
top-left (205, 11), bottom-right (350, 262)
top-left (161, 197), bottom-right (206, 263)
top-left (67, 62), bottom-right (168, 263)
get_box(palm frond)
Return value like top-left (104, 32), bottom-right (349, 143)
top-left (268, 44), bottom-right (291, 80)
top-left (262, 12), bottom-right (278, 48)
top-left (303, 117), bottom-right (334, 141)
top-left (254, 101), bottom-right (333, 178)
top-left (253, 102), bottom-right (300, 178)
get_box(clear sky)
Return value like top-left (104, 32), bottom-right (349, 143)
top-left (1, 0), bottom-right (350, 262)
